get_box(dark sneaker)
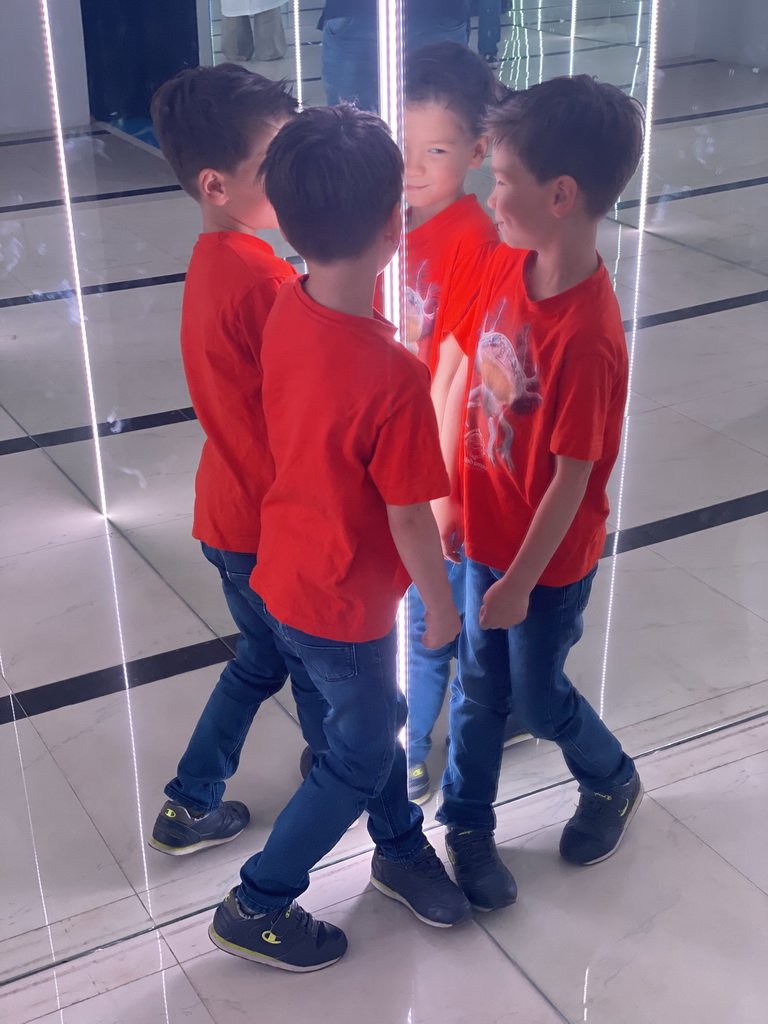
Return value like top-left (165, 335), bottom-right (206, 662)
top-left (149, 799), bottom-right (249, 856)
top-left (370, 842), bottom-right (472, 927)
top-left (483, 52), bottom-right (501, 70)
top-left (209, 888), bottom-right (347, 973)
top-left (560, 770), bottom-right (644, 865)
top-left (503, 714), bottom-right (532, 748)
top-left (408, 761), bottom-right (432, 804)
top-left (445, 829), bottom-right (517, 912)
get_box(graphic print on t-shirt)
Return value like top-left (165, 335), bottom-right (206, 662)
top-left (465, 299), bottom-right (542, 474)
top-left (404, 260), bottom-right (439, 358)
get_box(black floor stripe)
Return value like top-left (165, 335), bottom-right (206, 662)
top-left (622, 289), bottom-right (768, 331)
top-left (0, 272), bottom-right (187, 309)
top-left (655, 101), bottom-right (768, 126)
top-left (0, 184), bottom-right (182, 216)
top-left (0, 435), bottom-right (37, 456)
top-left (617, 175), bottom-right (768, 210)
top-left (2, 486), bottom-right (767, 726)
top-left (604, 489), bottom-right (768, 557)
top-left (0, 634), bottom-right (239, 727)
top-left (656, 58), bottom-right (716, 70)
top-left (501, 39), bottom-right (634, 63)
top-left (0, 128), bottom-right (109, 149)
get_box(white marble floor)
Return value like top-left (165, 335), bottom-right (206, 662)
top-left (1, 0), bottom-right (768, 1019)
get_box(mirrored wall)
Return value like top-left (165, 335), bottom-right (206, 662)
top-left (3, 0), bottom-right (768, 989)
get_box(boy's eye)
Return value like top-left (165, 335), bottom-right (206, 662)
top-left (428, 148), bottom-right (446, 155)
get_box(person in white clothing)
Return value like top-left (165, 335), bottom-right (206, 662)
top-left (221, 0), bottom-right (287, 63)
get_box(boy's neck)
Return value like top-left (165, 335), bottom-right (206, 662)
top-left (303, 253), bottom-right (381, 320)
top-left (200, 205), bottom-right (258, 236)
top-left (408, 187), bottom-right (465, 231)
top-left (524, 223), bottom-right (600, 302)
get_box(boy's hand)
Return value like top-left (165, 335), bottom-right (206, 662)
top-left (480, 578), bottom-right (530, 630)
top-left (423, 601), bottom-right (462, 650)
top-left (431, 495), bottom-right (463, 563)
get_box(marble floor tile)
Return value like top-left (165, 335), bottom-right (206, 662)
top-left (651, 60), bottom-right (768, 121)
top-left (0, 530), bottom-right (214, 691)
top-left (49, 422), bottom-right (203, 533)
top-left (651, 513), bottom-right (768, 623)
top-left (0, 719), bottom-right (135, 953)
top-left (0, 405), bottom-right (24, 441)
top-left (26, 967), bottom-right (215, 1024)
top-left (674, 380), bottom-right (768, 457)
top-left (481, 797), bottom-right (768, 1024)
top-left (181, 891), bottom-right (567, 1024)
top-left (653, 746), bottom-right (768, 894)
top-left (0, 449), bottom-right (104, 559)
top-left (1, 930), bottom-right (176, 1024)
top-left (606, 406), bottom-right (768, 528)
top-left (124, 517), bottom-right (235, 638)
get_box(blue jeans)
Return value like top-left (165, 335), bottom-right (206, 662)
top-left (437, 559), bottom-right (635, 832)
top-left (406, 556), bottom-right (466, 766)
top-left (238, 617), bottom-right (424, 914)
top-left (477, 0), bottom-right (502, 56)
top-left (164, 545), bottom-right (329, 813)
top-left (322, 12), bottom-right (470, 109)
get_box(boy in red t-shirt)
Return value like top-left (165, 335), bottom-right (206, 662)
top-left (434, 77), bottom-right (646, 911)
top-left (207, 105), bottom-right (472, 973)
top-left (146, 67), bottom-right (329, 859)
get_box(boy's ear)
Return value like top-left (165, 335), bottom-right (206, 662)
top-left (198, 168), bottom-right (229, 207)
top-left (470, 135), bottom-right (489, 168)
top-left (551, 175), bottom-right (579, 218)
top-left (385, 201), bottom-right (403, 247)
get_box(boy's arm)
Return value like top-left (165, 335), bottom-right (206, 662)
top-left (432, 348), bottom-right (469, 563)
top-left (387, 502), bottom-right (461, 649)
top-left (480, 455), bottom-right (593, 630)
top-left (430, 333), bottom-right (464, 434)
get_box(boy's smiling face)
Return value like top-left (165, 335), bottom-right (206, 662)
top-left (488, 141), bottom-right (557, 250)
top-left (404, 102), bottom-right (486, 221)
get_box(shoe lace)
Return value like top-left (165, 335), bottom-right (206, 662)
top-left (282, 902), bottom-right (318, 937)
top-left (575, 790), bottom-right (617, 823)
top-left (451, 831), bottom-right (497, 866)
top-left (409, 843), bottom-right (448, 880)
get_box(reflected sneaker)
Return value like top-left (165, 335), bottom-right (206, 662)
top-left (503, 714), bottom-right (532, 748)
top-left (149, 799), bottom-right (249, 856)
top-left (370, 842), bottom-right (472, 927)
top-left (559, 770), bottom-right (644, 865)
top-left (445, 829), bottom-right (517, 912)
top-left (209, 888), bottom-right (347, 973)
top-left (483, 52), bottom-right (501, 70)
top-left (408, 761), bottom-right (432, 804)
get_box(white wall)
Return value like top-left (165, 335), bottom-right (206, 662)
top-left (0, 0), bottom-right (90, 135)
top-left (657, 0), bottom-right (768, 69)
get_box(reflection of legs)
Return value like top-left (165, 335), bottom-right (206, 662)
top-left (165, 545), bottom-right (318, 813)
top-left (252, 6), bottom-right (287, 61)
top-left (239, 625), bottom-right (423, 914)
top-left (221, 15), bottom-right (254, 62)
top-left (321, 17), bottom-right (379, 110)
top-left (477, 0), bottom-right (502, 57)
top-left (406, 557), bottom-right (465, 766)
top-left (438, 560), bottom-right (509, 833)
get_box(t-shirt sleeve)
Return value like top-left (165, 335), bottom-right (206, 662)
top-left (550, 338), bottom-right (619, 463)
top-left (438, 241), bottom-right (496, 339)
top-left (368, 361), bottom-right (450, 505)
top-left (236, 269), bottom-right (295, 361)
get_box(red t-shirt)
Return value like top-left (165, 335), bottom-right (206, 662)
top-left (181, 232), bottom-right (295, 553)
top-left (456, 246), bottom-right (628, 587)
top-left (251, 277), bottom-right (451, 642)
top-left (376, 194), bottom-right (499, 373)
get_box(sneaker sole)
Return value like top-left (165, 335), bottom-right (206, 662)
top-left (148, 829), bottom-right (245, 857)
top-left (565, 781), bottom-right (645, 866)
top-left (369, 875), bottom-right (471, 928)
top-left (208, 924), bottom-right (343, 973)
top-left (409, 789), bottom-right (433, 806)
top-left (468, 895), bottom-right (517, 913)
top-left (503, 732), bottom-right (532, 749)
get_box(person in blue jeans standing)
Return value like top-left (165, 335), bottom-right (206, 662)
top-left (321, 0), bottom-right (470, 110)
top-left (476, 0), bottom-right (502, 68)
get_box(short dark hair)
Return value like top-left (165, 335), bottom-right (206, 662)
top-left (486, 75), bottom-right (645, 217)
top-left (260, 105), bottom-right (403, 263)
top-left (407, 41), bottom-right (502, 138)
top-left (150, 64), bottom-right (297, 198)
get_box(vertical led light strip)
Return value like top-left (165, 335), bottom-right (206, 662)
top-left (39, 0), bottom-right (107, 518)
top-left (569, 0), bottom-right (579, 77)
top-left (293, 0), bottom-right (304, 109)
top-left (598, 0), bottom-right (660, 719)
top-left (377, 0), bottom-right (408, 708)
